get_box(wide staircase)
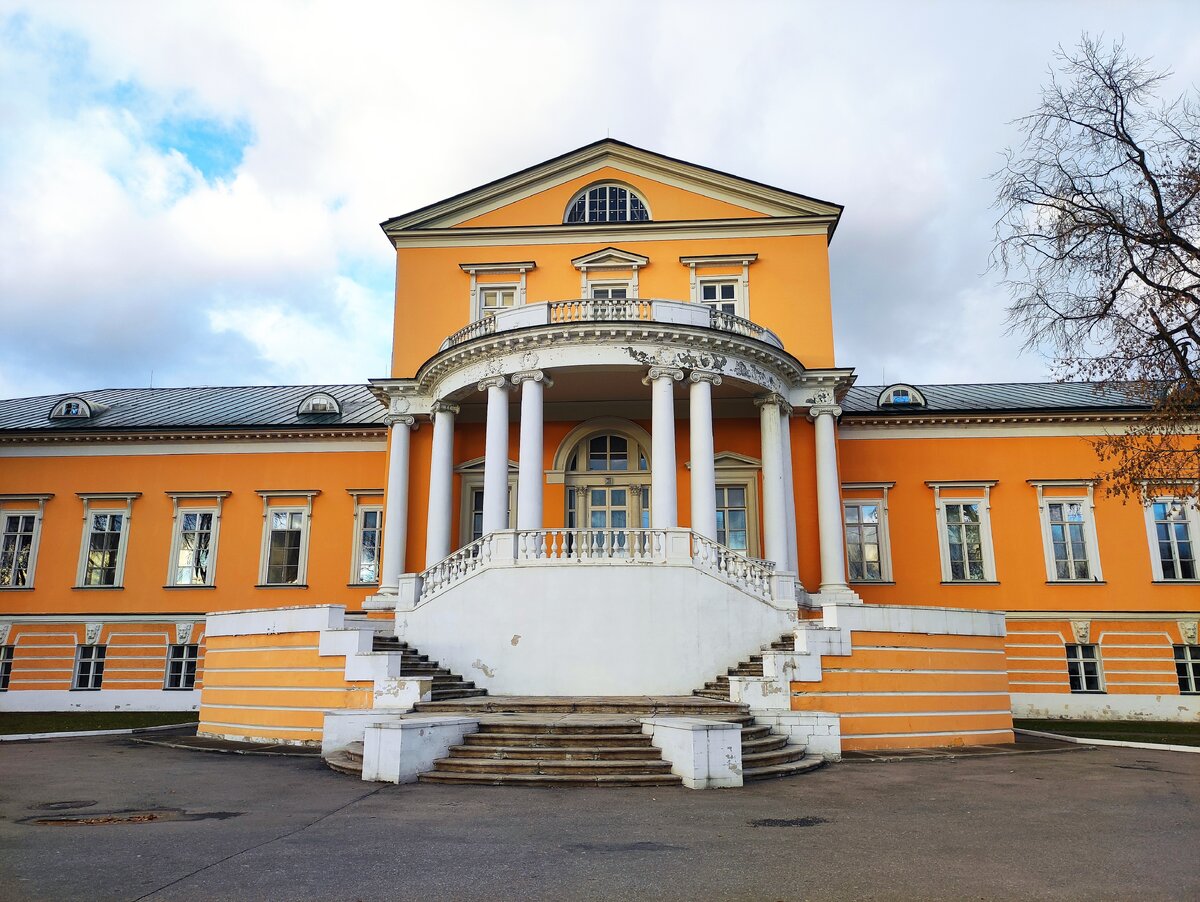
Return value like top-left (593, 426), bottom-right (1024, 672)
top-left (693, 633), bottom-right (795, 701)
top-left (371, 635), bottom-right (487, 702)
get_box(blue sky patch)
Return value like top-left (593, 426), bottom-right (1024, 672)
top-left (150, 115), bottom-right (254, 182)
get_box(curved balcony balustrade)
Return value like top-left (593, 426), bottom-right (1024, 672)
top-left (440, 299), bottom-right (783, 351)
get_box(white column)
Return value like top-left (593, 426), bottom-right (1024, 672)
top-left (688, 371), bottom-right (721, 540)
top-left (810, 403), bottom-right (849, 593)
top-left (479, 376), bottom-right (512, 535)
top-left (380, 412), bottom-right (416, 588)
top-left (512, 370), bottom-right (550, 530)
top-left (757, 394), bottom-right (788, 568)
top-left (644, 366), bottom-right (684, 528)
top-left (425, 400), bottom-right (458, 567)
top-left (779, 406), bottom-right (798, 573)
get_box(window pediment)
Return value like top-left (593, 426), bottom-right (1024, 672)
top-left (571, 247), bottom-right (650, 271)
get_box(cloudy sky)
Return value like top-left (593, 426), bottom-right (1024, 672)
top-left (2, 0), bottom-right (1198, 398)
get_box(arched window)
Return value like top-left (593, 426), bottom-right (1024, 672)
top-left (564, 184), bottom-right (650, 224)
top-left (49, 397), bottom-right (92, 419)
top-left (567, 432), bottom-right (650, 472)
top-left (297, 392), bottom-right (342, 415)
top-left (877, 384), bottom-right (926, 408)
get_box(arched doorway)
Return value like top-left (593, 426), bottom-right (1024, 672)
top-left (558, 420), bottom-right (652, 554)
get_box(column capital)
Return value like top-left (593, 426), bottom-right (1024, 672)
top-left (477, 376), bottom-right (512, 392)
top-left (642, 366), bottom-right (685, 385)
top-left (429, 400), bottom-right (460, 417)
top-left (754, 392), bottom-right (788, 410)
top-left (688, 370), bottom-right (723, 386)
top-left (386, 414), bottom-right (417, 428)
top-left (511, 369), bottom-right (553, 388)
top-left (806, 404), bottom-right (843, 421)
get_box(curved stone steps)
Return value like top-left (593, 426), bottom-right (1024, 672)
top-left (743, 756), bottom-right (825, 781)
top-left (462, 731), bottom-right (655, 747)
top-left (432, 757), bottom-right (674, 776)
top-left (450, 744), bottom-right (668, 761)
top-left (370, 635), bottom-right (489, 702)
top-left (325, 741), bottom-right (364, 776)
top-left (419, 771), bottom-right (683, 787)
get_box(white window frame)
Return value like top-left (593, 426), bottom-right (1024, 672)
top-left (75, 493), bottom-right (140, 589)
top-left (163, 643), bottom-right (200, 691)
top-left (842, 482), bottom-right (894, 583)
top-left (256, 490), bottom-right (319, 587)
top-left (1175, 643), bottom-right (1200, 695)
top-left (927, 481), bottom-right (998, 584)
top-left (1065, 642), bottom-right (1105, 693)
top-left (165, 492), bottom-right (229, 588)
top-left (563, 183), bottom-right (652, 224)
top-left (715, 483), bottom-right (752, 554)
top-left (456, 459), bottom-right (517, 545)
top-left (459, 262), bottom-right (534, 322)
top-left (697, 277), bottom-right (744, 318)
top-left (476, 283), bottom-right (520, 319)
top-left (682, 254), bottom-right (756, 319)
top-left (0, 494), bottom-right (51, 589)
top-left (72, 644), bottom-right (106, 690)
top-left (348, 489), bottom-right (384, 586)
top-left (0, 644), bottom-right (13, 690)
top-left (1029, 480), bottom-right (1103, 583)
top-left (572, 248), bottom-right (648, 299)
top-left (1143, 493), bottom-right (1200, 582)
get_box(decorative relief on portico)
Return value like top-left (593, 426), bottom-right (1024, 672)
top-left (85, 623), bottom-right (103, 645)
top-left (520, 350), bottom-right (540, 370)
top-left (1070, 620), bottom-right (1091, 645)
top-left (176, 622), bottom-right (195, 645)
top-left (1181, 620), bottom-right (1198, 646)
top-left (389, 396), bottom-right (411, 415)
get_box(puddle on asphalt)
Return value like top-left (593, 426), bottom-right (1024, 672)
top-left (748, 816), bottom-right (829, 828)
top-left (18, 807), bottom-right (242, 826)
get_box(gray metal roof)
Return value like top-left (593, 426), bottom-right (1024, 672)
top-left (0, 384), bottom-right (388, 434)
top-left (842, 382), bottom-right (1151, 415)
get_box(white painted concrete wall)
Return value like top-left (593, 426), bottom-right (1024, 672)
top-left (361, 717), bottom-right (479, 783)
top-left (1012, 692), bottom-right (1200, 722)
top-left (0, 689), bottom-right (201, 712)
top-left (641, 716), bottom-right (743, 788)
top-left (395, 564), bottom-right (796, 695)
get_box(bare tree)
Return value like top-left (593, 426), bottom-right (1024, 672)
top-left (993, 35), bottom-right (1200, 500)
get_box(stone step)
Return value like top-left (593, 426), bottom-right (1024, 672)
top-left (743, 756), bottom-right (825, 781)
top-left (742, 745), bottom-right (810, 769)
top-left (740, 725), bottom-right (772, 741)
top-left (325, 741), bottom-right (364, 776)
top-left (418, 771), bottom-right (683, 787)
top-left (475, 722), bottom-right (646, 736)
top-left (740, 735), bottom-right (788, 754)
top-left (430, 688), bottom-right (488, 701)
top-left (415, 698), bottom-right (750, 717)
top-left (464, 730), bottom-right (653, 745)
top-left (692, 689), bottom-right (731, 701)
top-left (447, 744), bottom-right (663, 761)
top-left (432, 757), bottom-right (674, 776)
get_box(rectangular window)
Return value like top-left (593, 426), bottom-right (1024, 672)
top-left (700, 280), bottom-right (739, 316)
top-left (0, 513), bottom-right (37, 588)
top-left (1065, 643), bottom-right (1103, 693)
top-left (590, 284), bottom-right (629, 300)
top-left (478, 286), bottom-right (516, 318)
top-left (1151, 501), bottom-right (1196, 580)
top-left (1046, 501), bottom-right (1092, 580)
top-left (83, 513), bottom-right (126, 586)
top-left (944, 502), bottom-right (986, 581)
top-left (1175, 645), bottom-right (1200, 695)
top-left (354, 507), bottom-right (383, 584)
top-left (469, 489), bottom-right (485, 543)
top-left (0, 645), bottom-right (13, 690)
top-left (164, 644), bottom-right (199, 690)
top-left (73, 645), bottom-right (106, 690)
top-left (844, 502), bottom-right (884, 581)
top-left (171, 511), bottom-right (215, 586)
top-left (716, 485), bottom-right (749, 551)
top-left (265, 509), bottom-right (306, 585)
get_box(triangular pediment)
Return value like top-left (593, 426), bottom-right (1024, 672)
top-left (570, 247), bottom-right (650, 270)
top-left (381, 139), bottom-right (842, 234)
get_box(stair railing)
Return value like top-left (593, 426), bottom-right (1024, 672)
top-left (691, 533), bottom-right (776, 600)
top-left (420, 533), bottom-right (494, 598)
top-left (516, 527), bottom-right (666, 562)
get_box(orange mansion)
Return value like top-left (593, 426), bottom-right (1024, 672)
top-left (0, 141), bottom-right (1196, 771)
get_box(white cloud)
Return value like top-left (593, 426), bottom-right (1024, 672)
top-left (2, 0), bottom-right (1199, 398)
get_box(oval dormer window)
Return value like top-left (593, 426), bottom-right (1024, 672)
top-left (564, 183), bottom-right (650, 224)
top-left (49, 397), bottom-right (92, 419)
top-left (297, 392), bottom-right (341, 415)
top-left (877, 384), bottom-right (926, 408)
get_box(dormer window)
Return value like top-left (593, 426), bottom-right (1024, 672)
top-left (49, 397), bottom-right (92, 420)
top-left (877, 384), bottom-right (926, 408)
top-left (565, 184), bottom-right (650, 224)
top-left (297, 392), bottom-right (341, 416)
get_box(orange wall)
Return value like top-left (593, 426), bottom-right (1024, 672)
top-left (0, 445), bottom-right (384, 616)
top-left (838, 429), bottom-right (1196, 613)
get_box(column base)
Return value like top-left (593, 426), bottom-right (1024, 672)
top-left (812, 586), bottom-right (862, 606)
top-left (363, 591), bottom-right (398, 612)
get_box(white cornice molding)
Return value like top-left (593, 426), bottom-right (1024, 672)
top-left (458, 260), bottom-right (537, 274)
top-left (0, 427), bottom-right (386, 447)
top-left (679, 253), bottom-right (758, 267)
top-left (571, 247), bottom-right (651, 269)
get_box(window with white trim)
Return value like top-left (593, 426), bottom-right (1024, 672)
top-left (478, 285), bottom-right (517, 318)
top-left (589, 282), bottom-right (629, 300)
top-left (0, 513), bottom-right (38, 588)
top-left (1175, 644), bottom-right (1200, 695)
top-left (164, 643), bottom-right (199, 690)
top-left (0, 645), bottom-right (13, 690)
top-left (1031, 482), bottom-right (1103, 583)
top-left (564, 184), bottom-right (650, 223)
top-left (73, 644), bottom-right (106, 690)
top-left (700, 280), bottom-right (739, 316)
top-left (169, 510), bottom-right (216, 586)
top-left (82, 513), bottom-right (127, 587)
top-left (1065, 643), bottom-right (1104, 693)
top-left (716, 485), bottom-right (749, 551)
top-left (1147, 498), bottom-right (1197, 581)
top-left (844, 502), bottom-right (886, 582)
top-left (353, 506), bottom-right (383, 584)
top-left (263, 509), bottom-right (307, 585)
top-left (929, 482), bottom-right (997, 583)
